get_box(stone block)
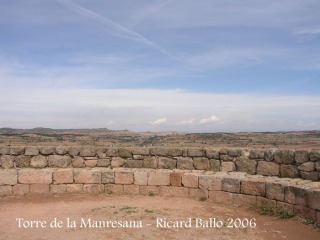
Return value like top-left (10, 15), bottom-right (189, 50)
top-left (48, 155), bottom-right (71, 168)
top-left (235, 157), bottom-right (257, 175)
top-left (168, 148), bottom-right (183, 157)
top-left (188, 148), bottom-right (205, 157)
top-left (256, 197), bottom-right (276, 207)
top-left (295, 150), bottom-right (310, 164)
top-left (53, 169), bottom-right (73, 184)
top-left (66, 184), bottom-right (83, 193)
top-left (85, 160), bottom-right (98, 167)
top-left (221, 177), bottom-right (241, 193)
top-left (115, 171), bottom-right (134, 185)
top-left (276, 202), bottom-right (294, 212)
top-left (15, 155), bottom-right (31, 168)
top-left (280, 165), bottom-right (299, 178)
top-left (241, 179), bottom-right (265, 196)
top-left (264, 149), bottom-right (276, 161)
top-left (106, 148), bottom-right (118, 157)
top-left (316, 161), bottom-right (320, 171)
top-left (208, 191), bottom-right (233, 204)
top-left (257, 161), bottom-right (279, 176)
top-left (220, 162), bottom-right (236, 172)
top-left (13, 184), bottom-right (29, 195)
top-left (150, 148), bottom-right (168, 156)
top-left (143, 156), bottom-right (157, 169)
top-left (266, 182), bottom-right (285, 201)
top-left (73, 169), bottom-right (101, 184)
top-left (105, 184), bottom-right (124, 194)
top-left (158, 157), bottom-right (176, 169)
top-left (55, 146), bottom-right (68, 155)
top-left (177, 157), bottom-right (194, 170)
top-left (0, 169), bottom-right (18, 185)
top-left (293, 205), bottom-right (317, 222)
top-left (72, 157), bottom-right (84, 168)
top-left (189, 188), bottom-right (207, 199)
top-left (228, 149), bottom-right (242, 157)
top-left (249, 150), bottom-right (265, 159)
top-left (30, 155), bottom-right (47, 168)
top-left (0, 186), bottom-right (12, 196)
top-left (310, 150), bottom-right (320, 161)
top-left (97, 158), bottom-right (111, 167)
top-left (159, 186), bottom-right (189, 197)
top-left (148, 171), bottom-right (170, 186)
top-left (206, 149), bottom-right (219, 159)
top-left (298, 162), bottom-right (315, 172)
top-left (101, 171), bottom-right (115, 184)
top-left (123, 185), bottom-right (139, 195)
top-left (10, 147), bottom-right (24, 155)
top-left (306, 189), bottom-right (320, 211)
top-left (80, 147), bottom-right (96, 157)
top-left (182, 173), bottom-right (198, 188)
top-left (300, 171), bottom-right (319, 181)
top-left (170, 172), bottom-right (182, 187)
top-left (139, 186), bottom-right (159, 196)
top-left (220, 155), bottom-right (234, 161)
top-left (193, 157), bottom-right (210, 170)
top-left (68, 147), bottom-right (80, 156)
top-left (25, 147), bottom-right (39, 156)
top-left (50, 185), bottom-right (66, 194)
top-left (0, 155), bottom-right (14, 169)
top-left (132, 148), bottom-right (150, 155)
top-left (274, 150), bottom-right (295, 164)
top-left (84, 184), bottom-right (104, 194)
top-left (134, 171), bottom-right (148, 185)
top-left (199, 175), bottom-right (222, 191)
top-left (209, 159), bottom-right (220, 171)
top-left (233, 194), bottom-right (256, 207)
top-left (29, 184), bottom-right (49, 194)
top-left (118, 148), bottom-right (132, 158)
top-left (124, 159), bottom-right (143, 168)
top-left (0, 146), bottom-right (10, 155)
top-left (39, 147), bottom-right (55, 155)
top-left (111, 157), bottom-right (125, 168)
top-left (133, 155), bottom-right (144, 160)
top-left (19, 169), bottom-right (52, 184)
top-left (284, 186), bottom-right (308, 206)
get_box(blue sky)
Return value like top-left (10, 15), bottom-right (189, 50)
top-left (0, 0), bottom-right (320, 132)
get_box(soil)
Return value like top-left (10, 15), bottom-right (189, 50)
top-left (0, 194), bottom-right (319, 240)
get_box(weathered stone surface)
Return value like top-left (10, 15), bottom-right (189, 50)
top-left (228, 149), bottom-right (242, 157)
top-left (30, 155), bottom-right (47, 168)
top-left (66, 184), bottom-right (83, 193)
top-left (298, 162), bottom-right (315, 172)
top-left (101, 171), bottom-right (115, 184)
top-left (29, 184), bottom-right (49, 194)
top-left (249, 150), bottom-right (265, 159)
top-left (220, 162), bottom-right (236, 172)
top-left (133, 155), bottom-right (144, 160)
top-left (182, 173), bottom-right (198, 188)
top-left (115, 171), bottom-right (134, 184)
top-left (300, 171), bottom-right (319, 181)
top-left (220, 155), bottom-right (234, 161)
top-left (295, 150), bottom-right (309, 164)
top-left (0, 146), bottom-right (10, 155)
top-left (68, 147), bottom-right (80, 156)
top-left (85, 160), bottom-right (97, 167)
top-left (280, 165), bottom-right (299, 178)
top-left (13, 184), bottom-right (29, 195)
top-left (134, 171), bottom-right (148, 185)
top-left (10, 147), bottom-right (24, 155)
top-left (167, 148), bottom-right (183, 157)
top-left (310, 150), bottom-right (320, 161)
top-left (208, 191), bottom-right (233, 204)
top-left (293, 205), bottom-right (317, 222)
top-left (235, 157), bottom-right (257, 175)
top-left (264, 149), bottom-right (276, 161)
top-left (105, 184), bottom-right (124, 194)
top-left (25, 147), bottom-right (39, 156)
top-left (53, 169), bottom-right (73, 184)
top-left (221, 178), bottom-right (241, 193)
top-left (199, 175), bottom-right (222, 191)
top-left (219, 149), bottom-right (228, 155)
top-left (97, 158), bottom-right (111, 167)
top-left (55, 146), bottom-right (68, 155)
top-left (143, 156), bottom-right (157, 169)
top-left (188, 148), bottom-right (205, 157)
top-left (0, 186), bottom-right (12, 196)
top-left (72, 157), bottom-right (84, 168)
top-left (48, 155), bottom-right (71, 168)
top-left (241, 179), bottom-right (265, 196)
top-left (0, 155), bottom-right (14, 169)
top-left (256, 196), bottom-right (276, 207)
top-left (14, 155), bottom-right (31, 168)
top-left (150, 148), bottom-right (168, 156)
top-left (139, 186), bottom-right (159, 196)
top-left (206, 149), bottom-right (220, 159)
top-left (257, 161), bottom-right (279, 176)
top-left (50, 185), bottom-right (66, 194)
top-left (316, 161), bottom-right (320, 171)
top-left (189, 188), bottom-right (207, 199)
top-left (193, 157), bottom-right (209, 170)
top-left (73, 169), bottom-right (101, 184)
top-left (148, 171), bottom-right (170, 186)
top-left (209, 159), bottom-right (220, 171)
top-left (79, 148), bottom-right (96, 157)
top-left (111, 157), bottom-right (125, 168)
top-left (123, 185), bottom-right (139, 195)
top-left (233, 194), bottom-right (256, 207)
top-left (106, 148), bottom-right (118, 157)
top-left (118, 148), bottom-right (132, 158)
top-left (39, 147), bottom-right (55, 155)
top-left (170, 172), bottom-right (182, 187)
top-left (266, 182), bottom-right (285, 201)
top-left (19, 169), bottom-right (52, 184)
top-left (177, 157), bottom-right (194, 170)
top-left (160, 186), bottom-right (189, 197)
top-left (284, 186), bottom-right (308, 205)
top-left (0, 169), bottom-right (18, 185)
top-left (158, 157), bottom-right (176, 169)
top-left (83, 184), bottom-right (104, 194)
top-left (306, 189), bottom-right (320, 211)
top-left (274, 150), bottom-right (295, 164)
top-left (131, 148), bottom-right (149, 155)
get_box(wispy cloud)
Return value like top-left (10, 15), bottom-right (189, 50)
top-left (150, 118), bottom-right (167, 126)
top-left (177, 119), bottom-right (195, 126)
top-left (199, 116), bottom-right (220, 124)
top-left (56, 0), bottom-right (176, 59)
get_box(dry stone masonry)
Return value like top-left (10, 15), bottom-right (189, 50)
top-left (0, 146), bottom-right (319, 224)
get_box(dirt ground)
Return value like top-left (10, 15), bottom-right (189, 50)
top-left (0, 194), bottom-right (319, 240)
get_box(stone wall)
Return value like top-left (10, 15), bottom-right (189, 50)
top-left (0, 146), bottom-right (319, 224)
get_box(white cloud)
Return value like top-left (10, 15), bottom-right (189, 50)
top-left (150, 118), bottom-right (167, 126)
top-left (177, 119), bottom-right (195, 126)
top-left (199, 116), bottom-right (220, 124)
